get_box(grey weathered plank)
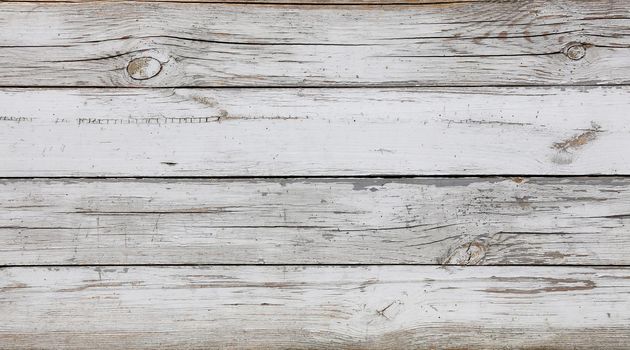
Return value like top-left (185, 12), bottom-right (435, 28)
top-left (3, 177), bottom-right (630, 265)
top-left (1, 87), bottom-right (629, 176)
top-left (1, 266), bottom-right (629, 349)
top-left (1, 1), bottom-right (629, 86)
top-left (13, 0), bottom-right (486, 3)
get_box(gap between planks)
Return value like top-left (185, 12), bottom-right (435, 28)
top-left (1, 175), bottom-right (630, 179)
top-left (4, 264), bottom-right (630, 267)
top-left (0, 0), bottom-right (486, 4)
top-left (3, 84), bottom-right (630, 88)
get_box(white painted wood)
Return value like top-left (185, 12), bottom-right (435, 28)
top-left (1, 87), bottom-right (629, 176)
top-left (1, 266), bottom-right (629, 349)
top-left (2, 177), bottom-right (630, 265)
top-left (2, 1), bottom-right (628, 348)
top-left (1, 1), bottom-right (629, 86)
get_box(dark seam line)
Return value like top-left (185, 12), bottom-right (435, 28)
top-left (0, 83), bottom-right (629, 89)
top-left (383, 30), bottom-right (583, 41)
top-left (0, 1), bottom-right (483, 6)
top-left (45, 49), bottom-right (154, 63)
top-left (0, 44), bottom-right (73, 48)
top-left (1, 263), bottom-right (628, 268)
top-left (373, 51), bottom-right (561, 58)
top-left (0, 174), bottom-right (629, 180)
top-left (70, 35), bottom-right (375, 47)
top-left (0, 32), bottom-right (624, 49)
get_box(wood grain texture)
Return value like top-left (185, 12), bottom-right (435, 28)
top-left (1, 87), bottom-right (630, 176)
top-left (1, 265), bottom-right (629, 349)
top-left (4, 0), bottom-right (487, 3)
top-left (3, 177), bottom-right (630, 265)
top-left (1, 1), bottom-right (629, 87)
top-left (3, 1), bottom-right (629, 348)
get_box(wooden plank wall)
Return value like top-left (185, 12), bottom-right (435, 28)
top-left (1, 1), bottom-right (630, 348)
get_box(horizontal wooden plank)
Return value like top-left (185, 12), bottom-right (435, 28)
top-left (2, 177), bottom-right (630, 265)
top-left (6, 0), bottom-right (487, 3)
top-left (1, 87), bottom-right (630, 176)
top-left (1, 265), bottom-right (629, 349)
top-left (1, 1), bottom-right (629, 86)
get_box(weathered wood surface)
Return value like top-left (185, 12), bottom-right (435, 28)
top-left (1, 87), bottom-right (629, 176)
top-left (14, 0), bottom-right (488, 4)
top-left (1, 1), bottom-right (629, 87)
top-left (1, 266), bottom-right (629, 349)
top-left (3, 177), bottom-right (630, 265)
top-left (2, 1), bottom-right (630, 347)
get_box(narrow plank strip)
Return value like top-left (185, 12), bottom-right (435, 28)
top-left (1, 266), bottom-right (629, 349)
top-left (2, 177), bottom-right (630, 265)
top-left (1, 1), bottom-right (629, 86)
top-left (6, 0), bottom-right (486, 3)
top-left (1, 87), bottom-right (629, 176)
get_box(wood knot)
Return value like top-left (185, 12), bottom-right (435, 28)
top-left (127, 57), bottom-right (162, 80)
top-left (439, 241), bottom-right (487, 265)
top-left (564, 43), bottom-right (586, 60)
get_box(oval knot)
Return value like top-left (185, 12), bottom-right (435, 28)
top-left (564, 43), bottom-right (586, 61)
top-left (127, 57), bottom-right (162, 80)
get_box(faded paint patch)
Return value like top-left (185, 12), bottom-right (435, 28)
top-left (543, 251), bottom-right (569, 260)
top-left (484, 277), bottom-right (596, 294)
top-left (553, 122), bottom-right (602, 152)
top-left (372, 148), bottom-right (396, 154)
top-left (190, 95), bottom-right (218, 108)
top-left (551, 122), bottom-right (602, 164)
top-left (347, 178), bottom-right (507, 191)
top-left (0, 116), bottom-right (33, 123)
top-left (57, 280), bottom-right (144, 292)
top-left (514, 195), bottom-right (532, 208)
top-left (0, 282), bottom-right (28, 292)
top-left (444, 118), bottom-right (532, 127)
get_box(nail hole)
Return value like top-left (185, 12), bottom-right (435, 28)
top-left (127, 57), bottom-right (162, 80)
